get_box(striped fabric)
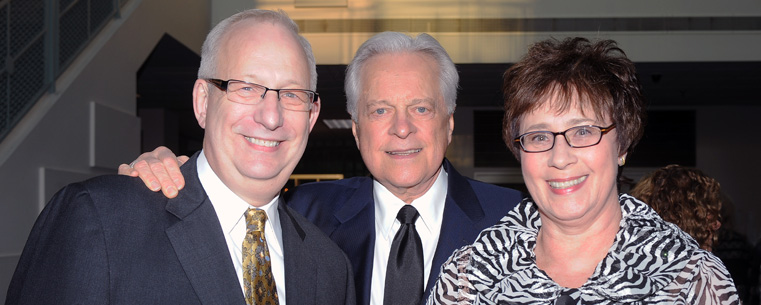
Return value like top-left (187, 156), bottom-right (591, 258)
top-left (428, 194), bottom-right (741, 304)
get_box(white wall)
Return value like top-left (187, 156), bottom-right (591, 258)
top-left (0, 0), bottom-right (209, 300)
top-left (210, 0), bottom-right (761, 64)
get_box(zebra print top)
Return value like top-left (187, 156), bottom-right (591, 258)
top-left (427, 194), bottom-right (740, 304)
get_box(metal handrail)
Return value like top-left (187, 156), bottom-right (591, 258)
top-left (0, 0), bottom-right (124, 142)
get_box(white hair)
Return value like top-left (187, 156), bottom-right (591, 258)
top-left (197, 9), bottom-right (317, 90)
top-left (345, 32), bottom-right (459, 121)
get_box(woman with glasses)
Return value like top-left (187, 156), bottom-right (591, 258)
top-left (428, 37), bottom-right (739, 304)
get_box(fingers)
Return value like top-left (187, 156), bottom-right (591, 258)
top-left (121, 146), bottom-right (187, 199)
top-left (133, 147), bottom-right (179, 198)
top-left (154, 148), bottom-right (186, 195)
top-left (148, 159), bottom-right (179, 198)
top-left (131, 159), bottom-right (163, 193)
top-left (171, 155), bottom-right (190, 191)
top-left (117, 163), bottom-right (139, 177)
top-left (177, 155), bottom-right (190, 166)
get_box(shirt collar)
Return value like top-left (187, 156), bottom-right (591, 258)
top-left (196, 150), bottom-right (281, 236)
top-left (373, 165), bottom-right (448, 241)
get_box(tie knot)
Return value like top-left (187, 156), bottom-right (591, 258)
top-left (396, 205), bottom-right (419, 224)
top-left (245, 208), bottom-right (267, 232)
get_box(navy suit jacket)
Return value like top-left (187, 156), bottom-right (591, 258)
top-left (7, 153), bottom-right (355, 305)
top-left (285, 159), bottom-right (523, 305)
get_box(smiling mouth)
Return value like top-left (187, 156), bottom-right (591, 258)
top-left (548, 176), bottom-right (587, 189)
top-left (244, 136), bottom-right (280, 147)
top-left (386, 149), bottom-right (422, 156)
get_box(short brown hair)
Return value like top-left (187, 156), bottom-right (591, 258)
top-left (630, 164), bottom-right (722, 251)
top-left (502, 37), bottom-right (646, 160)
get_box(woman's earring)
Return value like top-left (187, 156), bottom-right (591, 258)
top-left (619, 156), bottom-right (626, 166)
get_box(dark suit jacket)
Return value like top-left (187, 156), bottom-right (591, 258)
top-left (6, 153), bottom-right (355, 305)
top-left (284, 159), bottom-right (523, 305)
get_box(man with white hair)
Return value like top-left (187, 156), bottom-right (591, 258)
top-left (121, 31), bottom-right (522, 305)
top-left (8, 9), bottom-right (355, 304)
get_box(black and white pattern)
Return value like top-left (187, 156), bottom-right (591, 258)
top-left (427, 194), bottom-right (741, 304)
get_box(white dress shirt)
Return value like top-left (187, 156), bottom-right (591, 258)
top-left (197, 151), bottom-right (286, 304)
top-left (369, 167), bottom-right (447, 305)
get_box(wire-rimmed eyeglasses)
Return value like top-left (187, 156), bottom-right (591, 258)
top-left (514, 124), bottom-right (616, 153)
top-left (205, 79), bottom-right (318, 112)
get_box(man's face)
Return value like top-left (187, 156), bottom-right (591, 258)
top-left (193, 20), bottom-right (320, 205)
top-left (352, 52), bottom-right (454, 203)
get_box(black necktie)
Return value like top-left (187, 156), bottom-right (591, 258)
top-left (384, 205), bottom-right (424, 305)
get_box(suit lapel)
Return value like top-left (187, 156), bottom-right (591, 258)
top-left (165, 153), bottom-right (245, 305)
top-left (279, 197), bottom-right (315, 305)
top-left (330, 178), bottom-right (375, 305)
top-left (423, 159), bottom-right (486, 302)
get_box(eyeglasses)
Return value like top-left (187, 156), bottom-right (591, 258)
top-left (205, 79), bottom-right (318, 111)
top-left (514, 124), bottom-right (616, 153)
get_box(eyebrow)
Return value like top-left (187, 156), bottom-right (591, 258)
top-left (408, 98), bottom-right (436, 105)
top-left (363, 100), bottom-right (391, 109)
top-left (238, 74), bottom-right (308, 89)
top-left (523, 118), bottom-right (599, 132)
top-left (365, 97), bottom-right (436, 107)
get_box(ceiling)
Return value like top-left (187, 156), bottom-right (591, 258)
top-left (136, 34), bottom-right (761, 150)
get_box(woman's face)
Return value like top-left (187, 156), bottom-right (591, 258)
top-left (519, 95), bottom-right (623, 227)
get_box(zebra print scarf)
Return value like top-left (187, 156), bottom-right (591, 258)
top-left (428, 194), bottom-right (740, 304)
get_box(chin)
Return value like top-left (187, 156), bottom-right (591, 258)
top-left (238, 162), bottom-right (286, 180)
top-left (393, 169), bottom-right (427, 183)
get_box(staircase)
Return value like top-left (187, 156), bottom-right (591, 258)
top-left (0, 0), bottom-right (209, 301)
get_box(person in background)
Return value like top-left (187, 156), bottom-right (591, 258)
top-left (119, 31), bottom-right (522, 305)
top-left (630, 164), bottom-right (722, 251)
top-left (713, 193), bottom-right (758, 303)
top-left (6, 9), bottom-right (354, 304)
top-left (428, 37), bottom-right (740, 304)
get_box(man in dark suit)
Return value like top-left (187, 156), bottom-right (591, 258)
top-left (286, 32), bottom-right (523, 305)
top-left (285, 159), bottom-right (521, 305)
top-left (119, 32), bottom-right (522, 305)
top-left (6, 9), bottom-right (354, 305)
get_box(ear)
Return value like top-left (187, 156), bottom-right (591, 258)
top-left (447, 113), bottom-right (455, 145)
top-left (307, 96), bottom-right (321, 132)
top-left (192, 79), bottom-right (209, 129)
top-left (351, 120), bottom-right (360, 150)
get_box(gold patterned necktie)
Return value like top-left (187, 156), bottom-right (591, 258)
top-left (242, 208), bottom-right (279, 305)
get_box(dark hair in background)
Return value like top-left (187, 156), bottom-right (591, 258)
top-left (630, 164), bottom-right (722, 251)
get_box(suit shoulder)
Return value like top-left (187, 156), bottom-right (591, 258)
top-left (48, 174), bottom-right (169, 218)
top-left (289, 176), bottom-right (368, 194)
top-left (464, 178), bottom-right (524, 211)
top-left (465, 177), bottom-right (523, 197)
top-left (284, 176), bottom-right (370, 209)
top-left (77, 174), bottom-right (162, 195)
top-left (47, 174), bottom-right (145, 202)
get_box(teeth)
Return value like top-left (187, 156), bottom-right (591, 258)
top-left (548, 176), bottom-right (587, 189)
top-left (244, 136), bottom-right (280, 147)
top-left (387, 149), bottom-right (422, 156)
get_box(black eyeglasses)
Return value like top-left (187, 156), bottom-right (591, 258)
top-left (514, 124), bottom-right (616, 153)
top-left (205, 79), bottom-right (318, 111)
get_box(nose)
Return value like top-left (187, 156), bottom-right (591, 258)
top-left (390, 111), bottom-right (416, 139)
top-left (547, 134), bottom-right (576, 169)
top-left (253, 90), bottom-right (284, 130)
